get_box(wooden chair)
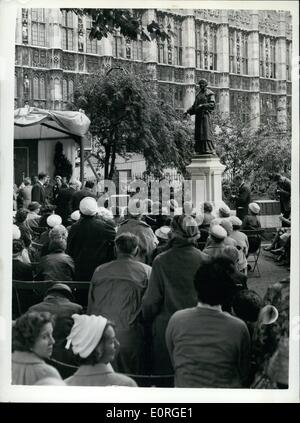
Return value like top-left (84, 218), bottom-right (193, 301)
top-left (241, 229), bottom-right (264, 277)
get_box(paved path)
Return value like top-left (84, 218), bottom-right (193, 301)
top-left (247, 243), bottom-right (289, 298)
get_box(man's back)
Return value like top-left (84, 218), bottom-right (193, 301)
top-left (166, 307), bottom-right (250, 388)
top-left (71, 188), bottom-right (97, 211)
top-left (88, 257), bottom-right (150, 326)
top-left (67, 216), bottom-right (116, 280)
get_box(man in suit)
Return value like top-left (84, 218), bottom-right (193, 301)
top-left (31, 172), bottom-right (48, 206)
top-left (231, 175), bottom-right (251, 221)
top-left (71, 180), bottom-right (97, 212)
top-left (273, 173), bottom-right (291, 220)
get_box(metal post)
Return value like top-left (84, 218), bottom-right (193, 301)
top-left (80, 136), bottom-right (84, 185)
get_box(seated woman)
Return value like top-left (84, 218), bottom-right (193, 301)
top-left (65, 314), bottom-right (137, 386)
top-left (35, 238), bottom-right (75, 281)
top-left (241, 203), bottom-right (262, 258)
top-left (166, 256), bottom-right (251, 388)
top-left (12, 239), bottom-right (33, 281)
top-left (12, 311), bottom-right (62, 385)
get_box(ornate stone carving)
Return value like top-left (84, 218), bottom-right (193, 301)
top-left (195, 9), bottom-right (220, 23)
top-left (258, 11), bottom-right (279, 35)
top-left (22, 47), bottom-right (30, 66)
top-left (62, 52), bottom-right (75, 71)
top-left (157, 65), bottom-right (174, 81)
top-left (174, 67), bottom-right (184, 82)
top-left (86, 56), bottom-right (99, 73)
top-left (78, 54), bottom-right (84, 72)
top-left (228, 10), bottom-right (251, 29)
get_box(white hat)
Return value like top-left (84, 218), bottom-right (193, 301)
top-left (65, 314), bottom-right (108, 359)
top-left (98, 207), bottom-right (113, 220)
top-left (128, 199), bottom-right (145, 216)
top-left (249, 202), bottom-right (260, 214)
top-left (79, 197), bottom-right (98, 216)
top-left (218, 205), bottom-right (231, 218)
top-left (220, 218), bottom-right (233, 235)
top-left (229, 216), bottom-right (242, 227)
top-left (210, 224), bottom-right (227, 240)
top-left (70, 210), bottom-right (80, 221)
top-left (210, 217), bottom-right (222, 227)
top-left (12, 225), bottom-right (21, 240)
top-left (47, 214), bottom-right (62, 228)
top-left (155, 226), bottom-right (171, 240)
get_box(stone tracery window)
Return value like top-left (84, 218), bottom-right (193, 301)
top-left (195, 22), bottom-right (217, 70)
top-left (32, 74), bottom-right (46, 100)
top-left (31, 8), bottom-right (45, 47)
top-left (173, 18), bottom-right (183, 66)
top-left (230, 91), bottom-right (250, 123)
top-left (62, 10), bottom-right (75, 51)
top-left (62, 78), bottom-right (74, 103)
top-left (286, 41), bottom-right (291, 81)
top-left (86, 18), bottom-right (98, 54)
top-left (229, 29), bottom-right (248, 75)
top-left (259, 35), bottom-right (276, 79)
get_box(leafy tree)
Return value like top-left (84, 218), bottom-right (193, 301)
top-left (212, 110), bottom-right (291, 201)
top-left (73, 70), bottom-right (193, 180)
top-left (65, 9), bottom-right (172, 42)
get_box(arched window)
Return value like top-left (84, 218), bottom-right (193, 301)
top-left (40, 76), bottom-right (46, 99)
top-left (31, 9), bottom-right (45, 46)
top-left (259, 36), bottom-right (276, 79)
top-left (54, 78), bottom-right (61, 100)
top-left (86, 18), bottom-right (98, 54)
top-left (62, 79), bottom-right (68, 101)
top-left (68, 80), bottom-right (74, 101)
top-left (195, 22), bottom-right (217, 71)
top-left (33, 76), bottom-right (39, 99)
top-left (173, 19), bottom-right (183, 66)
top-left (229, 29), bottom-right (248, 75)
top-left (62, 10), bottom-right (75, 50)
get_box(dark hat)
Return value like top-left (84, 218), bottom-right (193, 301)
top-left (46, 283), bottom-right (73, 299)
top-left (198, 78), bottom-right (208, 85)
top-left (28, 201), bottom-right (41, 211)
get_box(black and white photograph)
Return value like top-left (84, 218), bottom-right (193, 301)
top-left (0, 0), bottom-right (299, 405)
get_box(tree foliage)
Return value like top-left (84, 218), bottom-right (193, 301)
top-left (212, 111), bottom-right (291, 201)
top-left (65, 9), bottom-right (172, 42)
top-left (73, 70), bottom-right (193, 179)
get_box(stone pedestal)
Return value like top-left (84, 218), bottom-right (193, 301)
top-left (186, 155), bottom-right (226, 211)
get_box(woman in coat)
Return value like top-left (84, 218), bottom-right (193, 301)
top-left (141, 214), bottom-right (208, 375)
top-left (65, 314), bottom-right (137, 387)
top-left (12, 311), bottom-right (62, 385)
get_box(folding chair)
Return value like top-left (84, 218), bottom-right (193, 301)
top-left (241, 229), bottom-right (264, 277)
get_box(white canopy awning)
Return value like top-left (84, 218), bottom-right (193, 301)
top-left (14, 107), bottom-right (91, 140)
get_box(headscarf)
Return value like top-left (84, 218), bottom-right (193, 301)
top-left (65, 314), bottom-right (108, 359)
top-left (171, 215), bottom-right (200, 242)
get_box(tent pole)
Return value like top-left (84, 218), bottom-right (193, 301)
top-left (80, 136), bottom-right (84, 185)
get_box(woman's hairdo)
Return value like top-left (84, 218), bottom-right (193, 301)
top-left (115, 232), bottom-right (139, 254)
top-left (194, 257), bottom-right (237, 306)
top-left (12, 311), bottom-right (54, 352)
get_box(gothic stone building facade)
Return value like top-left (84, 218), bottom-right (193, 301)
top-left (14, 8), bottom-right (292, 183)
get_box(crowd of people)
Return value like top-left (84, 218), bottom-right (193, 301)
top-left (11, 172), bottom-right (290, 388)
